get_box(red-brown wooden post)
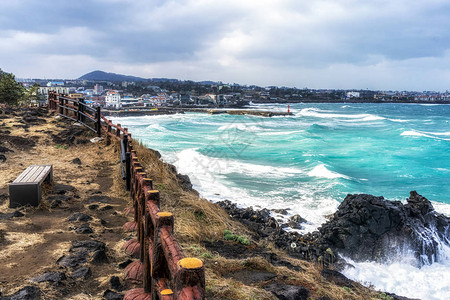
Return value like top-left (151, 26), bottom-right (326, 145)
top-left (151, 212), bottom-right (173, 298)
top-left (116, 123), bottom-right (121, 139)
top-left (174, 258), bottom-right (206, 299)
top-left (106, 121), bottom-right (112, 145)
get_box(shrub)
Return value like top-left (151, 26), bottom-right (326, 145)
top-left (223, 229), bottom-right (250, 245)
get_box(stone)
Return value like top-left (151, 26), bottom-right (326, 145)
top-left (71, 158), bottom-right (82, 165)
top-left (0, 210), bottom-right (24, 220)
top-left (102, 289), bottom-right (124, 300)
top-left (71, 266), bottom-right (91, 279)
top-left (272, 208), bottom-right (289, 215)
top-left (47, 195), bottom-right (71, 208)
top-left (289, 214), bottom-right (307, 224)
top-left (52, 184), bottom-right (75, 195)
top-left (91, 249), bottom-right (108, 263)
top-left (0, 145), bottom-right (13, 153)
top-left (315, 192), bottom-right (450, 266)
top-left (99, 205), bottom-right (113, 211)
top-left (87, 195), bottom-right (111, 203)
top-left (74, 223), bottom-right (93, 234)
top-left (0, 154), bottom-right (6, 162)
top-left (88, 204), bottom-right (99, 210)
top-left (110, 276), bottom-right (124, 291)
top-left (68, 212), bottom-right (93, 222)
top-left (264, 283), bottom-right (309, 300)
top-left (7, 286), bottom-right (41, 300)
top-left (176, 173), bottom-right (193, 191)
top-left (57, 252), bottom-right (88, 268)
top-left (71, 240), bottom-right (105, 252)
top-left (118, 259), bottom-right (133, 269)
top-left (31, 272), bottom-right (66, 286)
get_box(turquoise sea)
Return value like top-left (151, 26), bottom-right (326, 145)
top-left (113, 103), bottom-right (450, 299)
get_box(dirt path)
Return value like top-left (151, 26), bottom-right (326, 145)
top-left (0, 109), bottom-right (133, 299)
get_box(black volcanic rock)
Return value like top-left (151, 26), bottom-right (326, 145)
top-left (31, 272), bottom-right (66, 286)
top-left (5, 286), bottom-right (41, 300)
top-left (315, 191), bottom-right (450, 266)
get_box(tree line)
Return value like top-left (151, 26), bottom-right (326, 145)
top-left (0, 69), bottom-right (40, 105)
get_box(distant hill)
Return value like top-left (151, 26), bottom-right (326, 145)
top-left (78, 70), bottom-right (148, 82)
top-left (78, 70), bottom-right (218, 84)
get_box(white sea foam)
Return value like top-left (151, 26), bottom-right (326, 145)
top-left (217, 123), bottom-right (261, 131)
top-left (174, 148), bottom-right (305, 179)
top-left (433, 201), bottom-right (450, 217)
top-left (401, 130), bottom-right (450, 141)
top-left (422, 131), bottom-right (450, 136)
top-left (146, 123), bottom-right (166, 131)
top-left (388, 118), bottom-right (408, 123)
top-left (257, 130), bottom-right (304, 136)
top-left (299, 108), bottom-right (385, 121)
top-left (308, 164), bottom-right (350, 179)
top-left (342, 256), bottom-right (450, 300)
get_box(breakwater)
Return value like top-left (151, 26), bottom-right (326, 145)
top-left (102, 107), bottom-right (293, 117)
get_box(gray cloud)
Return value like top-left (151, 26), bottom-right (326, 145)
top-left (1, 0), bottom-right (450, 90)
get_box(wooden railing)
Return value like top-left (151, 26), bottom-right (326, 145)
top-left (47, 93), bottom-right (206, 300)
top-left (48, 91), bottom-right (102, 136)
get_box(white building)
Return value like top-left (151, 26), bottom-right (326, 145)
top-left (38, 86), bottom-right (70, 96)
top-left (346, 91), bottom-right (360, 98)
top-left (149, 93), bottom-right (169, 106)
top-left (105, 90), bottom-right (121, 108)
top-left (121, 97), bottom-right (142, 107)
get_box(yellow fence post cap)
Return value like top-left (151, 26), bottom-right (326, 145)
top-left (178, 257), bottom-right (203, 269)
top-left (157, 212), bottom-right (173, 217)
top-left (161, 289), bottom-right (173, 295)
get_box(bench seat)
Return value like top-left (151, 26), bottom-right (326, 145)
top-left (9, 165), bottom-right (53, 208)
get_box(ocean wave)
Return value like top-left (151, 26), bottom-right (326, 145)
top-left (258, 130), bottom-right (304, 136)
top-left (388, 118), bottom-right (408, 123)
top-left (175, 148), bottom-right (305, 179)
top-left (401, 130), bottom-right (450, 141)
top-left (307, 164), bottom-right (350, 179)
top-left (146, 123), bottom-right (166, 131)
top-left (299, 108), bottom-right (385, 121)
top-left (217, 123), bottom-right (261, 132)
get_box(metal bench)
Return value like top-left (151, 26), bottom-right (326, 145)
top-left (9, 165), bottom-right (53, 208)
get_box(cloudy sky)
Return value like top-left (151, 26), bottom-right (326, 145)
top-left (1, 0), bottom-right (450, 91)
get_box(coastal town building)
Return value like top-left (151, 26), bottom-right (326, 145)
top-left (346, 91), bottom-right (360, 98)
top-left (149, 93), bottom-right (169, 106)
top-left (38, 86), bottom-right (70, 97)
top-left (94, 84), bottom-right (104, 95)
top-left (121, 96), bottom-right (142, 107)
top-left (46, 81), bottom-right (64, 87)
top-left (105, 90), bottom-right (121, 108)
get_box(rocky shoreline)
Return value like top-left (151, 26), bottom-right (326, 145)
top-left (217, 192), bottom-right (449, 268)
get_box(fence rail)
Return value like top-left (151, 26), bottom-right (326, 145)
top-left (47, 92), bottom-right (206, 300)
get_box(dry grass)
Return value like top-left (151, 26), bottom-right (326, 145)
top-left (0, 232), bottom-right (45, 260)
top-left (131, 141), bottom-right (247, 243)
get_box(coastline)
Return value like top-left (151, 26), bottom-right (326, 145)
top-left (110, 102), bottom-right (450, 298)
top-left (0, 106), bottom-right (412, 300)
